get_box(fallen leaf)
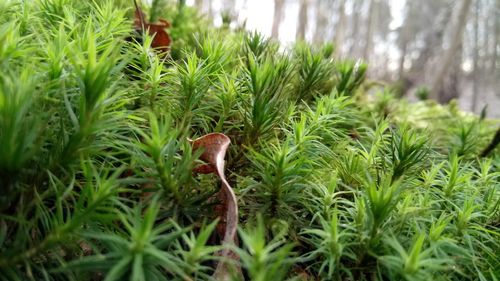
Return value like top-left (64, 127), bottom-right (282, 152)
top-left (133, 0), bottom-right (171, 53)
top-left (189, 133), bottom-right (241, 280)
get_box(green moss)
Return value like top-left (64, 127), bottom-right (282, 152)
top-left (0, 1), bottom-right (498, 280)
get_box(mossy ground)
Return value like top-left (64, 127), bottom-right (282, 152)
top-left (0, 1), bottom-right (498, 280)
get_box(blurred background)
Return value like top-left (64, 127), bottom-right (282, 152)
top-left (183, 0), bottom-right (499, 117)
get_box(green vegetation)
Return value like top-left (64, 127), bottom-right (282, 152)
top-left (0, 1), bottom-right (498, 280)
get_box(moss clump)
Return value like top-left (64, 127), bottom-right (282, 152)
top-left (0, 1), bottom-right (498, 280)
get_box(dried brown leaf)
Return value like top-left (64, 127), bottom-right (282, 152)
top-left (133, 0), bottom-right (171, 53)
top-left (189, 133), bottom-right (241, 280)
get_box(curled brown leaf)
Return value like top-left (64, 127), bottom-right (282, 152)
top-left (133, 0), bottom-right (171, 53)
top-left (189, 133), bottom-right (241, 280)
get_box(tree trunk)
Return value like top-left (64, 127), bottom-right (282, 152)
top-left (334, 0), bottom-right (346, 56)
top-left (440, 43), bottom-right (463, 104)
top-left (349, 0), bottom-right (362, 56)
top-left (482, 4), bottom-right (489, 88)
top-left (222, 0), bottom-right (236, 13)
top-left (313, 0), bottom-right (329, 44)
top-left (430, 0), bottom-right (472, 101)
top-left (409, 5), bottom-right (453, 76)
top-left (396, 1), bottom-right (413, 81)
top-left (362, 0), bottom-right (375, 61)
top-left (296, 0), bottom-right (309, 41)
top-left (221, 0), bottom-right (236, 24)
top-left (471, 0), bottom-right (480, 112)
top-left (194, 0), bottom-right (203, 10)
top-left (205, 0), bottom-right (214, 21)
top-left (492, 1), bottom-right (499, 84)
top-left (398, 40), bottom-right (408, 80)
top-left (271, 0), bottom-right (285, 39)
